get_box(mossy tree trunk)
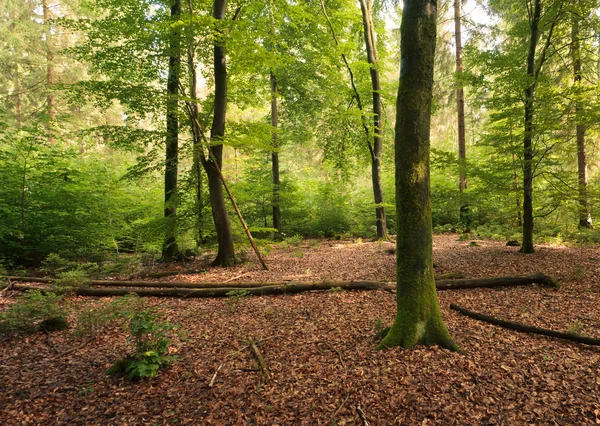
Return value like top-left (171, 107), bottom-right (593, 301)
top-left (203, 0), bottom-right (236, 267)
top-left (161, 0), bottom-right (182, 262)
top-left (377, 0), bottom-right (457, 351)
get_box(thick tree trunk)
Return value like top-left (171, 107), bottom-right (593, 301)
top-left (358, 0), bottom-right (387, 240)
top-left (43, 0), bottom-right (55, 144)
top-left (572, 13), bottom-right (592, 229)
top-left (204, 0), bottom-right (236, 267)
top-left (162, 0), bottom-right (182, 262)
top-left (270, 71), bottom-right (282, 233)
top-left (521, 0), bottom-right (542, 254)
top-left (378, 0), bottom-right (457, 351)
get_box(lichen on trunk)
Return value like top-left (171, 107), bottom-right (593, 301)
top-left (377, 0), bottom-right (457, 351)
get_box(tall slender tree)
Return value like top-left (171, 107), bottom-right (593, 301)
top-left (378, 0), bottom-right (457, 351)
top-left (162, 0), bottom-right (182, 261)
top-left (454, 0), bottom-right (468, 227)
top-left (43, 0), bottom-right (55, 144)
top-left (571, 3), bottom-right (592, 228)
top-left (521, 0), bottom-right (563, 253)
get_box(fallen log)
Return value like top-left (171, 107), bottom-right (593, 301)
top-left (436, 273), bottom-right (559, 290)
top-left (450, 303), bottom-right (600, 346)
top-left (3, 273), bottom-right (559, 291)
top-left (10, 281), bottom-right (392, 298)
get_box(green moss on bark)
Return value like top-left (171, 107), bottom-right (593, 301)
top-left (377, 0), bottom-right (458, 352)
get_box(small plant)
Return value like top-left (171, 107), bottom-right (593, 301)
top-left (567, 319), bottom-right (586, 336)
top-left (286, 234), bottom-right (303, 247)
top-left (52, 270), bottom-right (91, 294)
top-left (106, 309), bottom-right (181, 380)
top-left (225, 289), bottom-right (252, 310)
top-left (75, 294), bottom-right (144, 337)
top-left (0, 290), bottom-right (68, 334)
top-left (40, 253), bottom-right (78, 276)
top-left (328, 286), bottom-right (344, 293)
top-left (373, 317), bottom-right (390, 341)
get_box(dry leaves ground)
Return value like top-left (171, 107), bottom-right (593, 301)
top-left (1, 234), bottom-right (599, 425)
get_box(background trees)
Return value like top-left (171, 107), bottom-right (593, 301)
top-left (0, 0), bottom-right (599, 267)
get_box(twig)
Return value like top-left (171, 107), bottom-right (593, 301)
top-left (356, 403), bottom-right (370, 426)
top-left (316, 341), bottom-right (345, 367)
top-left (0, 277), bottom-right (14, 295)
top-left (53, 337), bottom-right (96, 359)
top-left (329, 393), bottom-right (350, 423)
top-left (43, 331), bottom-right (60, 354)
top-left (224, 272), bottom-right (251, 283)
top-left (209, 364), bottom-right (223, 387)
top-left (248, 336), bottom-right (271, 382)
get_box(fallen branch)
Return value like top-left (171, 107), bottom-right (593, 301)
top-left (248, 336), bottom-right (271, 382)
top-left (356, 403), bottom-right (370, 426)
top-left (209, 364), bottom-right (223, 388)
top-left (0, 277), bottom-right (14, 295)
top-left (450, 304), bottom-right (600, 346)
top-left (53, 336), bottom-right (96, 359)
top-left (436, 273), bottom-right (559, 290)
top-left (329, 393), bottom-right (350, 424)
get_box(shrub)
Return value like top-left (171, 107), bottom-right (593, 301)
top-left (106, 309), bottom-right (181, 380)
top-left (0, 290), bottom-right (68, 334)
top-left (52, 270), bottom-right (91, 294)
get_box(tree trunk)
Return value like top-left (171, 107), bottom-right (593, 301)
top-left (521, 0), bottom-right (542, 254)
top-left (454, 0), bottom-right (469, 229)
top-left (358, 0), bottom-right (387, 240)
top-left (4, 272), bottom-right (558, 291)
top-left (161, 0), bottom-right (182, 262)
top-left (270, 70), bottom-right (281, 233)
top-left (204, 0), bottom-right (236, 267)
top-left (572, 12), bottom-right (592, 228)
top-left (43, 0), bottom-right (55, 144)
top-left (378, 0), bottom-right (458, 351)
top-left (8, 273), bottom-right (558, 297)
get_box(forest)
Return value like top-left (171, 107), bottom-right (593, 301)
top-left (1, 0), bottom-right (600, 424)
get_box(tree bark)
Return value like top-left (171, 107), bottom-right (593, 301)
top-left (358, 0), bottom-right (387, 240)
top-left (162, 0), bottom-right (182, 262)
top-left (9, 273), bottom-right (558, 297)
top-left (571, 11), bottom-right (592, 228)
top-left (270, 70), bottom-right (281, 233)
top-left (204, 0), bottom-right (236, 267)
top-left (450, 304), bottom-right (600, 346)
top-left (4, 273), bottom-right (558, 290)
top-left (378, 0), bottom-right (458, 351)
top-left (521, 0), bottom-right (542, 254)
top-left (43, 0), bottom-right (55, 144)
top-left (454, 0), bottom-right (466, 194)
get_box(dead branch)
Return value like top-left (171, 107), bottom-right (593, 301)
top-left (53, 337), bottom-right (96, 359)
top-left (209, 364), bottom-right (223, 387)
top-left (450, 304), bottom-right (600, 346)
top-left (248, 336), bottom-right (270, 382)
top-left (356, 403), bottom-right (370, 426)
top-left (329, 393), bottom-right (350, 423)
top-left (0, 277), bottom-right (14, 295)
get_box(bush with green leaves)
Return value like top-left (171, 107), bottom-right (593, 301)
top-left (0, 290), bottom-right (69, 334)
top-left (106, 309), bottom-right (181, 380)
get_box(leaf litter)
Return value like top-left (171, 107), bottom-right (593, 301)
top-left (1, 234), bottom-right (599, 425)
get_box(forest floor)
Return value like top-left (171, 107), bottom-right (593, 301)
top-left (1, 234), bottom-right (600, 425)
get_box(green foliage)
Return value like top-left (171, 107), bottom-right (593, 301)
top-left (567, 320), bottom-right (586, 336)
top-left (75, 294), bottom-right (144, 337)
top-left (106, 309), bottom-right (181, 381)
top-left (52, 270), bottom-right (92, 294)
top-left (328, 286), bottom-right (344, 293)
top-left (0, 290), bottom-right (68, 335)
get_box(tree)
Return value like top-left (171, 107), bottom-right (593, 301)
top-left (521, 0), bottom-right (563, 253)
top-left (377, 0), bottom-right (458, 351)
top-left (161, 0), bottom-right (182, 261)
top-left (201, 0), bottom-right (236, 267)
top-left (454, 0), bottom-right (468, 226)
top-left (570, 1), bottom-right (592, 228)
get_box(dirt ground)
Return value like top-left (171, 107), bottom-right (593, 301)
top-left (1, 235), bottom-right (599, 425)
